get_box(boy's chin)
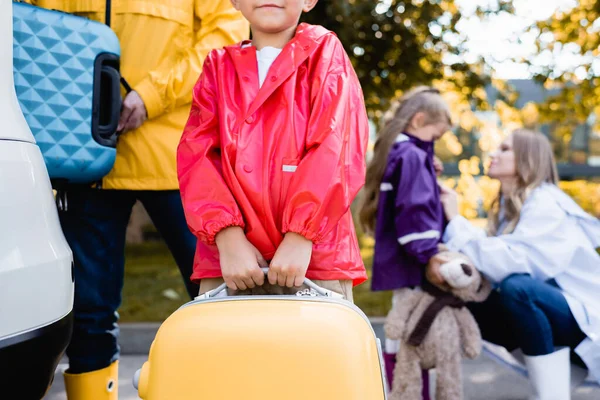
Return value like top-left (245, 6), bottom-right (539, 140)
top-left (252, 22), bottom-right (297, 34)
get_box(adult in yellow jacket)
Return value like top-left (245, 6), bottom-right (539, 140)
top-left (28, 1), bottom-right (249, 398)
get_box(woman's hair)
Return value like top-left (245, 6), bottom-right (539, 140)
top-left (487, 129), bottom-right (559, 235)
top-left (358, 86), bottom-right (451, 234)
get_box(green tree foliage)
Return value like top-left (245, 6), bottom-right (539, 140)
top-left (302, 0), bottom-right (514, 118)
top-left (525, 0), bottom-right (600, 133)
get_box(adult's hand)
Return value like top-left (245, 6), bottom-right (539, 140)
top-left (117, 91), bottom-right (147, 133)
top-left (433, 156), bottom-right (444, 177)
top-left (439, 183), bottom-right (459, 221)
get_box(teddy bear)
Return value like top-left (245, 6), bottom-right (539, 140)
top-left (384, 248), bottom-right (492, 400)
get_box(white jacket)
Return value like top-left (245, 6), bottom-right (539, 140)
top-left (444, 184), bottom-right (600, 383)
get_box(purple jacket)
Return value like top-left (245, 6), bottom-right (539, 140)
top-left (371, 133), bottom-right (445, 291)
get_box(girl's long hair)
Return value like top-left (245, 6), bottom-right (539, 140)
top-left (359, 86), bottom-right (451, 234)
top-left (487, 129), bottom-right (559, 235)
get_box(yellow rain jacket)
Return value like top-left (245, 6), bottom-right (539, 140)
top-left (30, 0), bottom-right (249, 190)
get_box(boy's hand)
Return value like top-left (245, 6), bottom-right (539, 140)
top-left (215, 227), bottom-right (267, 291)
top-left (269, 232), bottom-right (313, 287)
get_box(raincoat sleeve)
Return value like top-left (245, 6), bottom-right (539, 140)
top-left (135, 0), bottom-right (249, 119)
top-left (281, 38), bottom-right (369, 243)
top-left (442, 189), bottom-right (571, 283)
top-left (177, 54), bottom-right (245, 245)
top-left (394, 152), bottom-right (441, 264)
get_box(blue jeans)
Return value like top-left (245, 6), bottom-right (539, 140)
top-left (58, 189), bottom-right (198, 373)
top-left (469, 274), bottom-right (587, 362)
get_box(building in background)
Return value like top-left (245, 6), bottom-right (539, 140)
top-left (438, 79), bottom-right (600, 180)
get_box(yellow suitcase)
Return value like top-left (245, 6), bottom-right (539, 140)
top-left (133, 271), bottom-right (387, 399)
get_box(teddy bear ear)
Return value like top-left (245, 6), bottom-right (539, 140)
top-left (471, 277), bottom-right (493, 302)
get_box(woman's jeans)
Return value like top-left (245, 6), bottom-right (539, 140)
top-left (469, 274), bottom-right (587, 364)
top-left (58, 188), bottom-right (198, 373)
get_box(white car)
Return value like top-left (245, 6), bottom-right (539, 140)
top-left (0, 2), bottom-right (74, 399)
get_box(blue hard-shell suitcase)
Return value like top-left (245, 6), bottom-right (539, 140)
top-left (12, 2), bottom-right (121, 184)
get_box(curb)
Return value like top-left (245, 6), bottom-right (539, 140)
top-left (119, 318), bottom-right (387, 355)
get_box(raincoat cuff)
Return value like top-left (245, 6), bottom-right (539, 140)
top-left (201, 219), bottom-right (245, 245)
top-left (282, 226), bottom-right (320, 243)
top-left (420, 246), bottom-right (440, 264)
top-left (135, 78), bottom-right (164, 120)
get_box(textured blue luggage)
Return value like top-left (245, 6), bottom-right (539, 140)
top-left (12, 2), bottom-right (121, 184)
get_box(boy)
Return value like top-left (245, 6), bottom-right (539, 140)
top-left (178, 0), bottom-right (370, 300)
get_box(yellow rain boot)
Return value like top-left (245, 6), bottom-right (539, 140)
top-left (63, 361), bottom-right (118, 400)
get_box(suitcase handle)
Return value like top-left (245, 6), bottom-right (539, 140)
top-left (92, 52), bottom-right (122, 148)
top-left (94, 65), bottom-right (121, 145)
top-left (196, 268), bottom-right (345, 300)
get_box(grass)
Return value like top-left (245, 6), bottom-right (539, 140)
top-left (119, 237), bottom-right (392, 322)
top-left (352, 236), bottom-right (393, 317)
top-left (120, 241), bottom-right (191, 322)
top-left (119, 232), bottom-right (600, 322)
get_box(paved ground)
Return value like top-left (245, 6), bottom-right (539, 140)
top-left (44, 354), bottom-right (600, 399)
top-left (43, 321), bottom-right (600, 399)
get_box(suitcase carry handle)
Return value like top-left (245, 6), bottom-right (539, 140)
top-left (92, 65), bottom-right (121, 147)
top-left (196, 268), bottom-right (345, 300)
top-left (92, 54), bottom-right (122, 148)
